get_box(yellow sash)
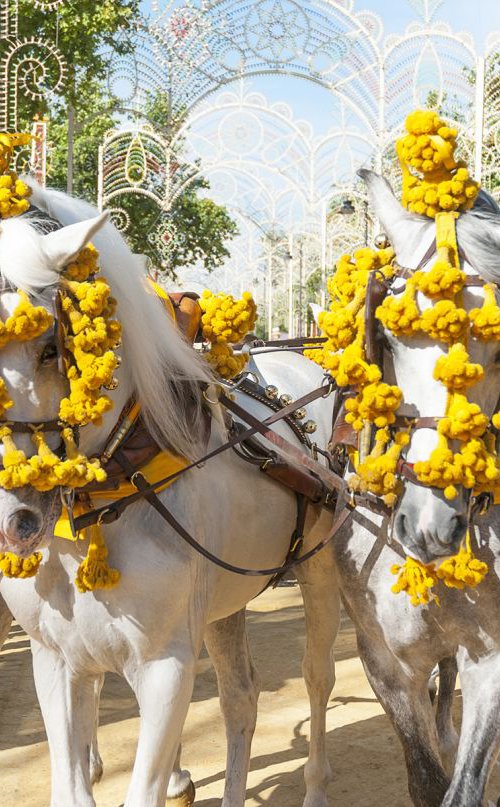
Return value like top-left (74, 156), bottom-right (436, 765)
top-left (54, 449), bottom-right (188, 540)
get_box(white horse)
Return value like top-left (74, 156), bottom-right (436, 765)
top-left (0, 185), bottom-right (341, 807)
top-left (333, 170), bottom-right (500, 807)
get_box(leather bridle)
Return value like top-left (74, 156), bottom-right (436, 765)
top-left (360, 246), bottom-right (499, 503)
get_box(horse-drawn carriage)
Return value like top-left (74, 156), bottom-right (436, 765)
top-left (0, 111), bottom-right (500, 806)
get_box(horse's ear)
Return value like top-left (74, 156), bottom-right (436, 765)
top-left (357, 169), bottom-right (416, 256)
top-left (42, 212), bottom-right (109, 271)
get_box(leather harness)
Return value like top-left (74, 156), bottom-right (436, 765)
top-left (329, 247), bottom-right (500, 499)
top-left (3, 211), bottom-right (496, 579)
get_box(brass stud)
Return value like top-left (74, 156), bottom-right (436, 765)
top-left (265, 385), bottom-right (279, 400)
top-left (303, 420), bottom-right (317, 434)
top-left (105, 378), bottom-right (119, 390)
top-left (374, 233), bottom-right (390, 249)
top-left (279, 393), bottom-right (293, 407)
top-left (291, 408), bottom-right (307, 421)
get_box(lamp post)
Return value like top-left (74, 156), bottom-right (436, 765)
top-left (267, 249), bottom-right (273, 339)
top-left (297, 240), bottom-right (304, 337)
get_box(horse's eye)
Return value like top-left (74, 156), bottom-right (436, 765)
top-left (40, 343), bottom-right (58, 365)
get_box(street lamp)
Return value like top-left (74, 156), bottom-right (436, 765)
top-left (339, 198), bottom-right (355, 215)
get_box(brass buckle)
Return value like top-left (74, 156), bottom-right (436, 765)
top-left (97, 508), bottom-right (112, 527)
top-left (130, 471), bottom-right (144, 488)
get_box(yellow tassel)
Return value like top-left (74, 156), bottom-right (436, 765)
top-left (0, 551), bottom-right (42, 578)
top-left (29, 430), bottom-right (60, 491)
top-left (0, 426), bottom-right (37, 489)
top-left (391, 557), bottom-right (439, 606)
top-left (55, 428), bottom-right (107, 488)
top-left (436, 531), bottom-right (488, 590)
top-left (75, 525), bottom-right (120, 594)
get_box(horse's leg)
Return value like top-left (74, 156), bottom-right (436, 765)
top-left (296, 547), bottom-right (340, 807)
top-left (166, 744), bottom-right (196, 806)
top-left (0, 593), bottom-right (12, 649)
top-left (441, 652), bottom-right (500, 807)
top-left (203, 608), bottom-right (260, 807)
top-left (124, 637), bottom-right (200, 807)
top-left (435, 656), bottom-right (458, 776)
top-left (90, 674), bottom-right (104, 786)
top-left (358, 632), bottom-right (449, 807)
top-left (31, 639), bottom-right (97, 807)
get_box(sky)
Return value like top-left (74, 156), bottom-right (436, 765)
top-left (365, 0), bottom-right (499, 49)
top-left (142, 0), bottom-right (500, 51)
top-left (140, 0), bottom-right (500, 135)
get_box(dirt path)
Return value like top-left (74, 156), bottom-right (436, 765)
top-left (1, 585), bottom-right (499, 806)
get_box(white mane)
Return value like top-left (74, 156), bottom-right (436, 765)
top-left (361, 170), bottom-right (500, 284)
top-left (0, 184), bottom-right (213, 459)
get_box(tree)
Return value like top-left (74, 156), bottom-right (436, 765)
top-left (15, 6), bottom-right (238, 278)
top-left (16, 1), bottom-right (140, 199)
top-left (114, 91), bottom-right (238, 276)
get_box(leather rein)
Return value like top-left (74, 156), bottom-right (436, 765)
top-left (68, 377), bottom-right (380, 579)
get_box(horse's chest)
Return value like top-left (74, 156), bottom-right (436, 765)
top-left (0, 548), bottom-right (182, 675)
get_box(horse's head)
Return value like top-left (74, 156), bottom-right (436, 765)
top-left (361, 170), bottom-right (500, 563)
top-left (0, 211), bottom-right (109, 556)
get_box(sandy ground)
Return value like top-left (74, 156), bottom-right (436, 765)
top-left (1, 584), bottom-right (499, 807)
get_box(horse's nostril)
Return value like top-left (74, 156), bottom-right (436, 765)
top-left (394, 513), bottom-right (407, 542)
top-left (11, 508), bottom-right (42, 541)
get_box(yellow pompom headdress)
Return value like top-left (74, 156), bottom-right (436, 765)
top-left (310, 110), bottom-right (497, 605)
top-left (0, 133), bottom-right (122, 593)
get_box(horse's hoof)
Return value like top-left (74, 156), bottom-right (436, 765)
top-left (166, 781), bottom-right (196, 806)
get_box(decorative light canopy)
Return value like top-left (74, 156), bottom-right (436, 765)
top-left (0, 0), bottom-right (67, 131)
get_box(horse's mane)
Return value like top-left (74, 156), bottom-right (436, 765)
top-left (0, 183), bottom-right (213, 459)
top-left (457, 191), bottom-right (500, 285)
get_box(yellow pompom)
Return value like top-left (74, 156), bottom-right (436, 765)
top-left (391, 557), bottom-right (439, 607)
top-left (199, 291), bottom-right (257, 378)
top-left (433, 343), bottom-right (483, 391)
top-left (376, 282), bottom-right (421, 336)
top-left (345, 381), bottom-right (402, 431)
top-left (0, 551), bottom-right (43, 578)
top-left (436, 532), bottom-right (488, 590)
top-left (469, 284), bottom-right (500, 340)
top-left (419, 300), bottom-right (468, 343)
top-left (413, 262), bottom-right (465, 299)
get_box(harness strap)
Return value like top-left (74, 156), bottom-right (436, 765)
top-left (71, 380), bottom-right (337, 532)
top-left (221, 393), bottom-right (346, 493)
top-left (113, 448), bottom-right (355, 577)
top-left (221, 392), bottom-right (389, 516)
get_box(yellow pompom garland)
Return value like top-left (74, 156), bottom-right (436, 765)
top-left (391, 556), bottom-right (440, 607)
top-left (0, 133), bottom-right (32, 218)
top-left (0, 132), bottom-right (124, 594)
top-left (391, 530), bottom-right (489, 605)
top-left (0, 551), bottom-right (43, 579)
top-left (310, 110), bottom-right (496, 606)
top-left (397, 110), bottom-right (479, 218)
top-left (0, 259), bottom-right (121, 591)
top-left (199, 290), bottom-right (257, 379)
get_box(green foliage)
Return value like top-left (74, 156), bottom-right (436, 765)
top-left (14, 6), bottom-right (238, 277)
top-left (18, 0), bottom-right (139, 105)
top-left (170, 185), bottom-right (238, 274)
top-left (16, 1), bottom-right (139, 199)
top-left (123, 91), bottom-right (238, 276)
